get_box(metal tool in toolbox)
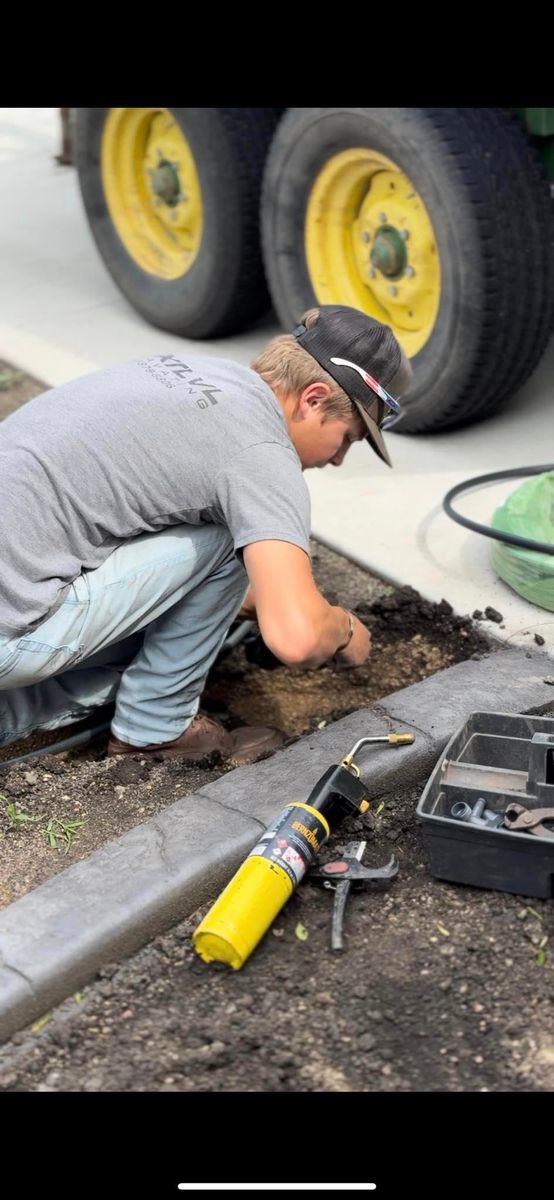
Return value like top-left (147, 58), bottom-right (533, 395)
top-left (307, 840), bottom-right (398, 950)
top-left (450, 797), bottom-right (505, 828)
top-left (503, 803), bottom-right (554, 838)
top-left (450, 794), bottom-right (554, 837)
top-left (193, 731), bottom-right (414, 969)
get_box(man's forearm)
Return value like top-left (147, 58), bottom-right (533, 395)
top-left (239, 590), bottom-right (348, 666)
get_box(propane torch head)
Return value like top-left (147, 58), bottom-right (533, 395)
top-left (341, 731), bottom-right (416, 771)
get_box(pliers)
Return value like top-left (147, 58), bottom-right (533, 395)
top-left (504, 803), bottom-right (554, 839)
top-left (307, 840), bottom-right (399, 951)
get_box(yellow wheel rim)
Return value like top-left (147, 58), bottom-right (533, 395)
top-left (305, 148), bottom-right (441, 357)
top-left (101, 108), bottom-right (203, 280)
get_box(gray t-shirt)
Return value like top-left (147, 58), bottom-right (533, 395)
top-left (0, 353), bottom-right (311, 636)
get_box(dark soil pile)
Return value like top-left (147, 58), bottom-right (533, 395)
top-left (362, 585), bottom-right (479, 646)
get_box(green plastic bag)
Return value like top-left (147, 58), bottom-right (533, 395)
top-left (491, 471), bottom-right (554, 611)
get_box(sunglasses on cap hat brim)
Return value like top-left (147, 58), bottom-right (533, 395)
top-left (329, 356), bottom-right (402, 466)
top-left (329, 356), bottom-right (402, 416)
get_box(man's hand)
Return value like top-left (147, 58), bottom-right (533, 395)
top-left (243, 541), bottom-right (372, 669)
top-left (333, 611), bottom-right (372, 670)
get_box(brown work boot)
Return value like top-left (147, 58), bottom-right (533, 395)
top-left (107, 713), bottom-right (283, 765)
top-left (226, 724), bottom-right (284, 766)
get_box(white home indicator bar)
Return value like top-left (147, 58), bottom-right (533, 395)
top-left (177, 1187), bottom-right (377, 1193)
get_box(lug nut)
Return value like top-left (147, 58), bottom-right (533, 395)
top-left (388, 286), bottom-right (398, 297)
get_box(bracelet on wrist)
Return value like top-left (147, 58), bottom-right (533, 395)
top-left (335, 609), bottom-right (355, 653)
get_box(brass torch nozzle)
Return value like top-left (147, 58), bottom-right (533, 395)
top-left (341, 732), bottom-right (416, 770)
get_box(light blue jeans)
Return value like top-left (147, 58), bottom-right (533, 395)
top-left (0, 525), bottom-right (247, 748)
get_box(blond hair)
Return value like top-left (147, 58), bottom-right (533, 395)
top-left (251, 307), bottom-right (411, 421)
top-left (251, 309), bottom-right (354, 421)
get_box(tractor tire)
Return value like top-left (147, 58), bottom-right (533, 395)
top-left (75, 107), bottom-right (280, 338)
top-left (261, 107), bottom-right (554, 432)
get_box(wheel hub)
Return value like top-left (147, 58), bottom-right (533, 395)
top-left (305, 148), bottom-right (441, 357)
top-left (101, 107), bottom-right (203, 280)
top-left (151, 161), bottom-right (181, 206)
top-left (370, 227), bottom-right (408, 278)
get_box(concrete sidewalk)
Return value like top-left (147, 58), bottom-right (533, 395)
top-left (1, 109), bottom-right (553, 653)
top-left (1, 645), bottom-right (553, 1042)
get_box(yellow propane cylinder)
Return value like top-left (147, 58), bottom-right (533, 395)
top-left (193, 733), bottom-right (415, 971)
top-left (194, 801), bottom-right (330, 969)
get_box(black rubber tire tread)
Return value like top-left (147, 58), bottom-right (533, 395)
top-left (454, 107), bottom-right (552, 417)
top-left (75, 107), bottom-right (280, 338)
top-left (261, 107), bottom-right (554, 433)
top-left (488, 110), bottom-right (554, 397)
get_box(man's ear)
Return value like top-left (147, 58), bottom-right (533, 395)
top-left (297, 381), bottom-right (332, 418)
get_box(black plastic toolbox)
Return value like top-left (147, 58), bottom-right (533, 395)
top-left (416, 711), bottom-right (554, 898)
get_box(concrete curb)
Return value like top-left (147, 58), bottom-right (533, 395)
top-left (1, 646), bottom-right (553, 1041)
